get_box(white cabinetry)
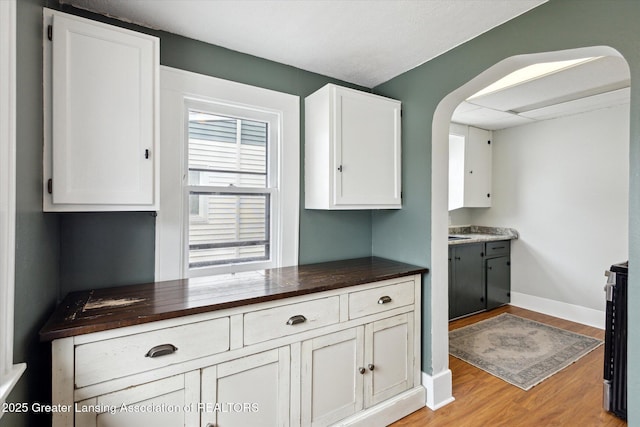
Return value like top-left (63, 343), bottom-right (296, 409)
top-left (365, 313), bottom-right (413, 407)
top-left (448, 124), bottom-right (492, 210)
top-left (43, 9), bottom-right (159, 211)
top-left (50, 276), bottom-right (424, 427)
top-left (305, 84), bottom-right (401, 209)
top-left (300, 313), bottom-right (413, 427)
top-left (74, 373), bottom-right (200, 427)
top-left (301, 328), bottom-right (364, 426)
top-left (201, 348), bottom-right (291, 427)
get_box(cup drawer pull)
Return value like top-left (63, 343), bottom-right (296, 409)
top-left (145, 344), bottom-right (178, 358)
top-left (378, 296), bottom-right (392, 304)
top-left (286, 315), bottom-right (307, 325)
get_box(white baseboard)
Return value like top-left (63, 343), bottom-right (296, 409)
top-left (510, 292), bottom-right (605, 329)
top-left (338, 386), bottom-right (426, 426)
top-left (422, 370), bottom-right (454, 410)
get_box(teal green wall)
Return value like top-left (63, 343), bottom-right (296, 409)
top-left (373, 0), bottom-right (640, 423)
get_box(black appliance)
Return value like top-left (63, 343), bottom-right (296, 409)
top-left (603, 261), bottom-right (627, 420)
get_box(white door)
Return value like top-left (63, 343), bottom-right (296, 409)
top-left (364, 313), bottom-right (414, 407)
top-left (334, 89), bottom-right (401, 207)
top-left (300, 327), bottom-right (364, 426)
top-left (50, 12), bottom-right (156, 206)
top-left (201, 348), bottom-right (290, 427)
top-left (464, 126), bottom-right (492, 207)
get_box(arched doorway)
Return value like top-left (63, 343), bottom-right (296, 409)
top-left (428, 46), bottom-right (630, 409)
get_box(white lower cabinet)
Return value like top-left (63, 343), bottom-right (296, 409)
top-left (301, 328), bottom-right (365, 426)
top-left (75, 373), bottom-right (200, 427)
top-left (301, 313), bottom-right (414, 427)
top-left (201, 348), bottom-right (291, 427)
top-left (51, 275), bottom-right (424, 427)
top-left (365, 313), bottom-right (414, 408)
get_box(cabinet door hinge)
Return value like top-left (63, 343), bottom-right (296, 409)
top-left (47, 179), bottom-right (53, 194)
top-left (47, 25), bottom-right (53, 41)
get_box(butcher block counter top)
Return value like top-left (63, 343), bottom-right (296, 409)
top-left (40, 257), bottom-right (427, 341)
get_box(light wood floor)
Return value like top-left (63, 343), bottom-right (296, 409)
top-left (392, 305), bottom-right (627, 427)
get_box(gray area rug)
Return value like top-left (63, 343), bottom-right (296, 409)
top-left (449, 313), bottom-right (603, 390)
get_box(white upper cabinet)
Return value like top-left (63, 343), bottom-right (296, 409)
top-left (43, 9), bottom-right (159, 211)
top-left (448, 124), bottom-right (492, 210)
top-left (305, 84), bottom-right (402, 209)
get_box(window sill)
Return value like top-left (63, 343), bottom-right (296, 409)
top-left (0, 363), bottom-right (26, 416)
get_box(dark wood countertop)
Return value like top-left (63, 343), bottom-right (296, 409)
top-left (40, 257), bottom-right (428, 342)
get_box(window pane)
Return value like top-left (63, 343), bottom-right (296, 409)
top-left (188, 111), bottom-right (267, 188)
top-left (188, 192), bottom-right (270, 267)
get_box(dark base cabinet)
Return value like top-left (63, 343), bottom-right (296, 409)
top-left (486, 256), bottom-right (510, 310)
top-left (449, 243), bottom-right (485, 319)
top-left (449, 240), bottom-right (511, 320)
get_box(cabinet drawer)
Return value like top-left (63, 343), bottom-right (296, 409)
top-left (485, 240), bottom-right (510, 257)
top-left (349, 280), bottom-right (414, 319)
top-left (75, 317), bottom-right (229, 388)
top-left (244, 296), bottom-right (340, 345)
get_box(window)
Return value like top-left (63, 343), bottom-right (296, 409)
top-left (156, 67), bottom-right (299, 280)
top-left (186, 110), bottom-right (274, 271)
top-left (0, 0), bottom-right (26, 411)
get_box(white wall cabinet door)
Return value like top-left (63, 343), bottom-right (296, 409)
top-left (43, 9), bottom-right (159, 211)
top-left (75, 373), bottom-right (199, 427)
top-left (300, 327), bottom-right (365, 426)
top-left (464, 126), bottom-right (492, 207)
top-left (449, 124), bottom-right (492, 210)
top-left (364, 313), bottom-right (414, 407)
top-left (305, 84), bottom-right (401, 210)
top-left (201, 348), bottom-right (291, 427)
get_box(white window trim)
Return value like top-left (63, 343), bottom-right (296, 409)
top-left (156, 66), bottom-right (299, 280)
top-left (0, 0), bottom-right (26, 412)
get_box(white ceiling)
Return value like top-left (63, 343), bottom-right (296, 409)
top-left (60, 0), bottom-right (547, 88)
top-left (61, 0), bottom-right (630, 130)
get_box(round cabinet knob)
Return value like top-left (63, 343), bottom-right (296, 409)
top-left (206, 423), bottom-right (216, 427)
top-left (368, 364), bottom-right (375, 371)
top-left (358, 367), bottom-right (366, 375)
